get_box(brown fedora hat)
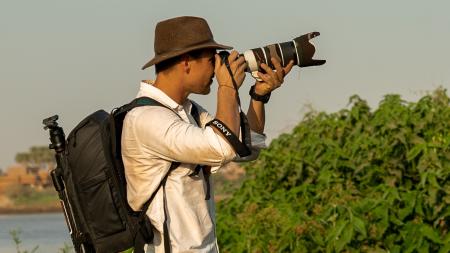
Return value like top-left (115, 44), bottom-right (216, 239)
top-left (141, 16), bottom-right (232, 70)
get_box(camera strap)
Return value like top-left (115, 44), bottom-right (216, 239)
top-left (208, 52), bottom-right (252, 157)
top-left (207, 118), bottom-right (251, 157)
top-left (221, 52), bottom-right (242, 105)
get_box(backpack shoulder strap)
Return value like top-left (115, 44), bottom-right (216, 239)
top-left (117, 96), bottom-right (168, 115)
top-left (110, 96), bottom-right (169, 164)
top-left (138, 99), bottom-right (203, 215)
top-left (139, 161), bottom-right (180, 215)
top-left (115, 96), bottom-right (182, 209)
top-left (110, 96), bottom-right (179, 200)
top-left (190, 101), bottom-right (201, 126)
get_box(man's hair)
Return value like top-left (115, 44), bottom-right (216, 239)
top-left (154, 49), bottom-right (213, 74)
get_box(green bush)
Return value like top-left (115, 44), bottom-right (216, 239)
top-left (217, 88), bottom-right (450, 252)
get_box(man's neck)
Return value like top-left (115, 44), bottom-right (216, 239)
top-left (153, 74), bottom-right (189, 105)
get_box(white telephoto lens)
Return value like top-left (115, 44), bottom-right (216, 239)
top-left (243, 50), bottom-right (259, 73)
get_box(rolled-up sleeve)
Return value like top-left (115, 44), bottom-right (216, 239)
top-left (232, 130), bottom-right (267, 162)
top-left (130, 106), bottom-right (236, 167)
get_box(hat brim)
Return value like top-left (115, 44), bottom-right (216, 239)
top-left (141, 42), bottom-right (232, 70)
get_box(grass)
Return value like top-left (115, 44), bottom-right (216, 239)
top-left (6, 185), bottom-right (58, 207)
top-left (9, 229), bottom-right (73, 253)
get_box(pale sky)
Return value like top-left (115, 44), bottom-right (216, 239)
top-left (1, 0), bottom-right (449, 169)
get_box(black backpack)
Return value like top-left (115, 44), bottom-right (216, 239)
top-left (47, 97), bottom-right (200, 253)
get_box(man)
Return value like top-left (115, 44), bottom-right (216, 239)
top-left (122, 16), bottom-right (294, 253)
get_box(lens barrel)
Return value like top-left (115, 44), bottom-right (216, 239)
top-left (231, 32), bottom-right (324, 80)
top-left (243, 38), bottom-right (301, 74)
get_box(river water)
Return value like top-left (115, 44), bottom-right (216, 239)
top-left (0, 213), bottom-right (71, 253)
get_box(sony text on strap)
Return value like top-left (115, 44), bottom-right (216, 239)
top-left (207, 118), bottom-right (251, 157)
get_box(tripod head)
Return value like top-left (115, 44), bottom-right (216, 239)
top-left (43, 115), bottom-right (66, 153)
top-left (43, 115), bottom-right (59, 130)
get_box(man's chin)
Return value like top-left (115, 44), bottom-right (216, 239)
top-left (193, 87), bottom-right (211, 95)
top-left (202, 87), bottom-right (211, 95)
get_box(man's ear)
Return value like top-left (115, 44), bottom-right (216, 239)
top-left (180, 54), bottom-right (190, 74)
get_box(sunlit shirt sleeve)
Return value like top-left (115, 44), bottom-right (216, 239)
top-left (127, 106), bottom-right (236, 167)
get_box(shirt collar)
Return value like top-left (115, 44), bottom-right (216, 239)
top-left (137, 80), bottom-right (192, 113)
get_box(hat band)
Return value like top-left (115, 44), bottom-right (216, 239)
top-left (156, 39), bottom-right (218, 55)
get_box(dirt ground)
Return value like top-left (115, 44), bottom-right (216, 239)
top-left (0, 194), bottom-right (13, 208)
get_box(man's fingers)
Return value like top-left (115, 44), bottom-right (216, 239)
top-left (283, 60), bottom-right (295, 75)
top-left (228, 52), bottom-right (246, 76)
top-left (237, 61), bottom-right (247, 75)
top-left (257, 72), bottom-right (272, 84)
top-left (271, 57), bottom-right (284, 82)
top-left (214, 54), bottom-right (222, 73)
top-left (259, 63), bottom-right (274, 76)
top-left (227, 50), bottom-right (239, 63)
top-left (232, 55), bottom-right (246, 68)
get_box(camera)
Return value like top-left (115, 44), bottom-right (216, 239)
top-left (236, 32), bottom-right (325, 80)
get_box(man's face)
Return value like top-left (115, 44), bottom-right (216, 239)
top-left (186, 49), bottom-right (216, 95)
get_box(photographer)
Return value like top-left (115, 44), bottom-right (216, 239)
top-left (121, 16), bottom-right (294, 253)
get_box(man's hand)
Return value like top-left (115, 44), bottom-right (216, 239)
top-left (215, 50), bottom-right (247, 89)
top-left (254, 57), bottom-right (294, 96)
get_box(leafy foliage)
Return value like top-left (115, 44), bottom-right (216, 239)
top-left (15, 146), bottom-right (54, 167)
top-left (217, 88), bottom-right (450, 252)
top-left (10, 229), bottom-right (39, 253)
top-left (9, 229), bottom-right (73, 253)
top-left (58, 243), bottom-right (73, 253)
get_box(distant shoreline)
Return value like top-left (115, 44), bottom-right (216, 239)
top-left (0, 205), bottom-right (61, 215)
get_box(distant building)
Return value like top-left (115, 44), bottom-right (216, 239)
top-left (0, 164), bottom-right (51, 194)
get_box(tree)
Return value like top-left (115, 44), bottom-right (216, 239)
top-left (15, 145), bottom-right (54, 169)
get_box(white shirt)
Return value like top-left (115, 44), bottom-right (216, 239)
top-left (122, 81), bottom-right (266, 253)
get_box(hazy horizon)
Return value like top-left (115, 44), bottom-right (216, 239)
top-left (1, 0), bottom-right (449, 169)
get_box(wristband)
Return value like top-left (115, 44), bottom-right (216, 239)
top-left (249, 85), bottom-right (271, 104)
top-left (218, 85), bottom-right (235, 90)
